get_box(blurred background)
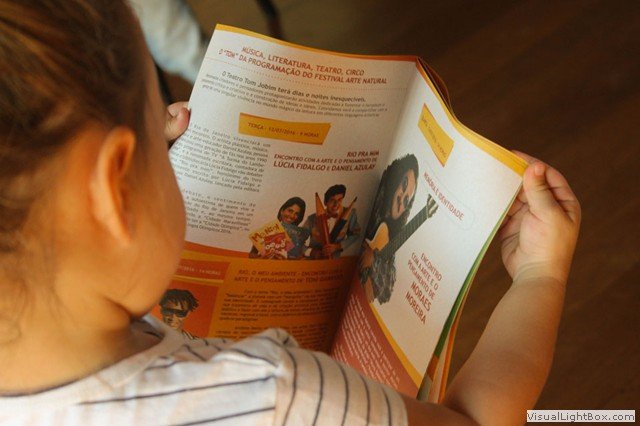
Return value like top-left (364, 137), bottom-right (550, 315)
top-left (157, 0), bottom-right (639, 411)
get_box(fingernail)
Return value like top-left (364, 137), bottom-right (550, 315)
top-left (534, 162), bottom-right (545, 176)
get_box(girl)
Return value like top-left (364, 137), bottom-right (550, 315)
top-left (0, 1), bottom-right (580, 424)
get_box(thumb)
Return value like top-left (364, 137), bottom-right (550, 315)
top-left (164, 107), bottom-right (190, 142)
top-left (523, 161), bottom-right (560, 217)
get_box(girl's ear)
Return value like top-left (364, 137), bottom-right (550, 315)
top-left (89, 127), bottom-right (137, 244)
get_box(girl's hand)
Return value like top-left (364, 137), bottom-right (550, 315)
top-left (499, 152), bottom-right (581, 285)
top-left (164, 101), bottom-right (190, 146)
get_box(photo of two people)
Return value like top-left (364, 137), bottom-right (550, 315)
top-left (248, 184), bottom-right (360, 260)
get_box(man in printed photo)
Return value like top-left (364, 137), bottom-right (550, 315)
top-left (303, 184), bottom-right (360, 259)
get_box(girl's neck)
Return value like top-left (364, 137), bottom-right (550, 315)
top-left (0, 295), bottom-right (158, 394)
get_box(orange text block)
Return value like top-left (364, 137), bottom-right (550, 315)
top-left (418, 104), bottom-right (454, 166)
top-left (239, 113), bottom-right (330, 145)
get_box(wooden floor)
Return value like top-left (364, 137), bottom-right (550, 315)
top-left (174, 0), bottom-right (640, 411)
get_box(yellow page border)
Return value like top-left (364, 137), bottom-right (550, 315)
top-left (415, 64), bottom-right (527, 175)
top-left (369, 306), bottom-right (423, 387)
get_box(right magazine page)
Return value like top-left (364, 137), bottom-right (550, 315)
top-left (331, 62), bottom-right (528, 399)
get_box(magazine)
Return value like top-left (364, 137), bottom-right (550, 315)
top-left (153, 25), bottom-right (527, 401)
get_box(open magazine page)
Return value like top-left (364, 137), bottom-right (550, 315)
top-left (330, 65), bottom-right (526, 397)
top-left (153, 26), bottom-right (418, 351)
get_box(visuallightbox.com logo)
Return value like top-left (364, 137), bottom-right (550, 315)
top-left (527, 410), bottom-right (635, 423)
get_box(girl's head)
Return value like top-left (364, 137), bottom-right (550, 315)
top-left (278, 197), bottom-right (306, 226)
top-left (390, 168), bottom-right (417, 221)
top-left (382, 155), bottom-right (418, 222)
top-left (366, 154), bottom-right (419, 239)
top-left (0, 0), bottom-right (185, 324)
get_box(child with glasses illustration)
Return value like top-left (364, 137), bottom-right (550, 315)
top-left (159, 289), bottom-right (199, 338)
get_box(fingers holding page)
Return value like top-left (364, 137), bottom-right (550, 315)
top-left (165, 102), bottom-right (190, 145)
top-left (167, 101), bottom-right (189, 117)
top-left (513, 151), bottom-right (580, 225)
top-left (499, 151), bottom-right (581, 283)
top-left (540, 165), bottom-right (581, 224)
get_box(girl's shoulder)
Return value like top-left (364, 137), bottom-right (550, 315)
top-left (0, 321), bottom-right (299, 424)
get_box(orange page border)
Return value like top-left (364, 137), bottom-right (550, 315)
top-left (214, 25), bottom-right (527, 175)
top-left (215, 24), bottom-right (418, 62)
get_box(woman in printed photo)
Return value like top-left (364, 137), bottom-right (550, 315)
top-left (249, 196), bottom-right (310, 259)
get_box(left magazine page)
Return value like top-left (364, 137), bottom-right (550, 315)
top-left (151, 26), bottom-right (417, 351)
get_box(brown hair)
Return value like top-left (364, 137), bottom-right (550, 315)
top-left (0, 0), bottom-right (148, 253)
